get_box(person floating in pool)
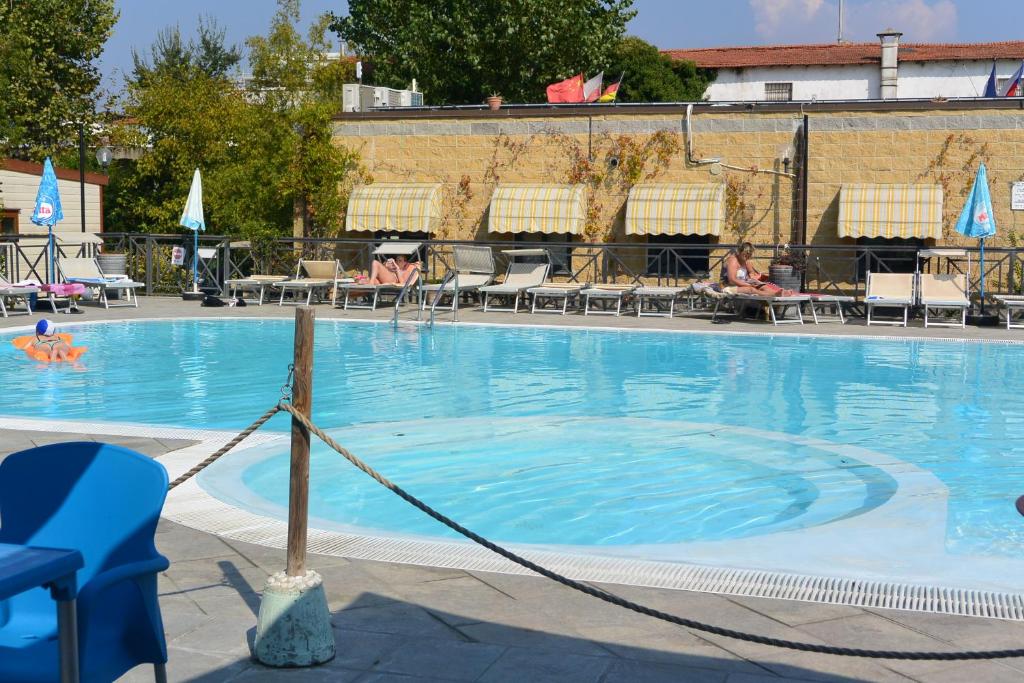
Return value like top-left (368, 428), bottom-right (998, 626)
top-left (368, 254), bottom-right (419, 286)
top-left (720, 242), bottom-right (794, 296)
top-left (32, 319), bottom-right (72, 362)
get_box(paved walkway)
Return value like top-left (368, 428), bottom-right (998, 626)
top-left (3, 298), bottom-right (1024, 681)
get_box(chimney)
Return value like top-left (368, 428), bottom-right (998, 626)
top-left (877, 28), bottom-right (903, 100)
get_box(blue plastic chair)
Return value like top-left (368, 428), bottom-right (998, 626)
top-left (0, 442), bottom-right (170, 682)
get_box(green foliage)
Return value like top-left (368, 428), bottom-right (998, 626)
top-left (331, 0), bottom-right (636, 104)
top-left (0, 0), bottom-right (117, 160)
top-left (603, 37), bottom-right (711, 103)
top-left (109, 0), bottom-right (363, 239)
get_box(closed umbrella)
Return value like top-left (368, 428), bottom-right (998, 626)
top-left (179, 168), bottom-right (205, 295)
top-left (31, 158), bottom-right (64, 284)
top-left (955, 163), bottom-right (997, 317)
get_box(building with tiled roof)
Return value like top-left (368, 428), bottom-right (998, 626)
top-left (664, 34), bottom-right (1024, 102)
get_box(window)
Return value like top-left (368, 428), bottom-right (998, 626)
top-left (646, 234), bottom-right (712, 278)
top-left (856, 236), bottom-right (923, 278)
top-left (764, 82), bottom-right (793, 102)
top-left (512, 233), bottom-right (572, 275)
top-left (1, 209), bottom-right (18, 235)
top-left (997, 77), bottom-right (1022, 96)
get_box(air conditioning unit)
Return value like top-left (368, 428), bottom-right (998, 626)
top-left (342, 84), bottom-right (423, 112)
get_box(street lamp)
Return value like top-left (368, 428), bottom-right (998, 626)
top-left (95, 142), bottom-right (113, 169)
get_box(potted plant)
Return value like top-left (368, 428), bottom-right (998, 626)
top-left (486, 93), bottom-right (503, 111)
top-left (769, 244), bottom-right (805, 291)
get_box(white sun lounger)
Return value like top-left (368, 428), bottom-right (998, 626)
top-left (224, 275), bottom-right (289, 305)
top-left (919, 273), bottom-right (969, 328)
top-left (993, 295), bottom-right (1024, 330)
top-left (337, 242), bottom-right (423, 311)
top-left (480, 252), bottom-right (550, 313)
top-left (420, 245), bottom-right (496, 312)
top-left (59, 257), bottom-right (143, 308)
top-left (864, 272), bottom-right (915, 327)
top-left (734, 294), bottom-right (811, 325)
top-left (0, 276), bottom-right (38, 317)
top-left (635, 286), bottom-right (688, 318)
top-left (806, 295), bottom-right (856, 324)
top-left (581, 284), bottom-right (637, 316)
top-left (528, 283), bottom-right (587, 315)
top-left (273, 259), bottom-right (341, 306)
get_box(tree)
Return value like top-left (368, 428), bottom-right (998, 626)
top-left (602, 37), bottom-right (711, 103)
top-left (0, 0), bottom-right (117, 160)
top-left (331, 0), bottom-right (636, 104)
top-left (131, 18), bottom-right (241, 86)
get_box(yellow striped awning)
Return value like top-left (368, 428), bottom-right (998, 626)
top-left (345, 183), bottom-right (442, 234)
top-left (837, 184), bottom-right (943, 239)
top-left (625, 183), bottom-right (724, 237)
top-left (487, 184), bottom-right (586, 235)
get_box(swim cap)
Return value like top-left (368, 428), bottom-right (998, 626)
top-left (35, 319), bottom-right (55, 336)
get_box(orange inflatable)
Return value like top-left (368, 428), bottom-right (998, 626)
top-left (11, 334), bottom-right (88, 362)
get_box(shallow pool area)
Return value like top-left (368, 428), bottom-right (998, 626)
top-left (4, 318), bottom-right (1024, 593)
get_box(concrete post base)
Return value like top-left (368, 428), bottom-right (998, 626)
top-left (252, 570), bottom-right (335, 667)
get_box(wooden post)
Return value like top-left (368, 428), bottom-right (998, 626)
top-left (286, 306), bottom-right (314, 576)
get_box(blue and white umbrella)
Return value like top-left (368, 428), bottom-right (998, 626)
top-left (179, 168), bottom-right (205, 293)
top-left (31, 158), bottom-right (64, 284)
top-left (955, 163), bottom-right (997, 314)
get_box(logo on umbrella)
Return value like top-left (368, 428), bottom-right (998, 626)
top-left (976, 208), bottom-right (990, 224)
top-left (36, 203), bottom-right (54, 220)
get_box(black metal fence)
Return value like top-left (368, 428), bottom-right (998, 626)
top-left (2, 233), bottom-right (1019, 303)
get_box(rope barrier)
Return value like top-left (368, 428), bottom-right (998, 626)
top-left (169, 398), bottom-right (1024, 660)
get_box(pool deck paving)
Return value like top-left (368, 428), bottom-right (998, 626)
top-left (4, 297), bottom-right (1024, 682)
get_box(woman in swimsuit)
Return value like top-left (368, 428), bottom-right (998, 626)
top-left (721, 242), bottom-right (792, 296)
top-left (32, 319), bottom-right (70, 362)
top-left (368, 255), bottom-right (418, 286)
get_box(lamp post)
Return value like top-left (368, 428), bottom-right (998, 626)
top-left (78, 123), bottom-right (87, 233)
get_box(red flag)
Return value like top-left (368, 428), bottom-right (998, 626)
top-left (1002, 62), bottom-right (1024, 96)
top-left (597, 79), bottom-right (621, 103)
top-left (546, 74), bottom-right (585, 103)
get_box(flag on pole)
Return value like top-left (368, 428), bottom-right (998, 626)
top-left (1000, 61), bottom-right (1024, 96)
top-left (597, 74), bottom-right (623, 103)
top-left (583, 71), bottom-right (604, 102)
top-left (983, 61), bottom-right (998, 97)
top-left (546, 74), bottom-right (585, 103)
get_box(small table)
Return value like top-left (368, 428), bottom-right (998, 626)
top-left (528, 285), bottom-right (585, 315)
top-left (0, 543), bottom-right (84, 683)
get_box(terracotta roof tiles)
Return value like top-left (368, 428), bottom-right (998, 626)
top-left (663, 41), bottom-right (1024, 68)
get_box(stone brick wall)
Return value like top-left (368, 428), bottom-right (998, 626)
top-left (332, 106), bottom-right (1024, 252)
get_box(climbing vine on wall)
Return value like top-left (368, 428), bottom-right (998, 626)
top-left (916, 133), bottom-right (991, 238)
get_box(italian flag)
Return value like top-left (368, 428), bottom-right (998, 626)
top-left (597, 75), bottom-right (622, 103)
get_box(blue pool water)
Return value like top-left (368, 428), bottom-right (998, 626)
top-left (2, 319), bottom-right (1023, 555)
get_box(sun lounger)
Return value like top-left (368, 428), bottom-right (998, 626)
top-left (864, 272), bottom-right (915, 327)
top-left (273, 260), bottom-right (341, 306)
top-left (919, 273), bottom-right (969, 328)
top-left (992, 295), bottom-right (1024, 330)
top-left (581, 284), bottom-right (637, 316)
top-left (58, 257), bottom-right (143, 308)
top-left (635, 286), bottom-right (688, 318)
top-left (806, 294), bottom-right (856, 324)
top-left (41, 282), bottom-right (87, 314)
top-left (420, 245), bottom-right (496, 312)
top-left (224, 275), bottom-right (289, 305)
top-left (479, 256), bottom-right (549, 313)
top-left (734, 293), bottom-right (811, 325)
top-left (528, 283), bottom-right (587, 315)
top-left (0, 277), bottom-right (38, 317)
top-left (337, 242), bottom-right (423, 311)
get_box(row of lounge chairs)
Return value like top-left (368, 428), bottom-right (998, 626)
top-left (0, 258), bottom-right (143, 317)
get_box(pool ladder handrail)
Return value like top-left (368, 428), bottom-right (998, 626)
top-left (427, 270), bottom-right (459, 327)
top-left (392, 274), bottom-right (423, 327)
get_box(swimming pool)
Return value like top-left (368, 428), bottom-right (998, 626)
top-left (3, 319), bottom-right (1024, 591)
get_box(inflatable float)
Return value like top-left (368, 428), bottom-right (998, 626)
top-left (11, 320), bottom-right (87, 362)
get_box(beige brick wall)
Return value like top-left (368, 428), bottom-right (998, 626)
top-left (333, 109), bottom-right (1024, 251)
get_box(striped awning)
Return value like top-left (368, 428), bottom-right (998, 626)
top-left (487, 184), bottom-right (586, 235)
top-left (838, 184), bottom-right (943, 239)
top-left (625, 184), bottom-right (724, 237)
top-left (345, 183), bottom-right (442, 234)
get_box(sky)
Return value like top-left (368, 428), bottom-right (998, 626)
top-left (100, 0), bottom-right (1024, 93)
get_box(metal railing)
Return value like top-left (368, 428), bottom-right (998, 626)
top-left (4, 234), bottom-right (1018, 305)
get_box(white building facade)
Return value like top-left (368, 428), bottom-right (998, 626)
top-left (666, 38), bottom-right (1024, 102)
top-left (1, 159), bottom-right (106, 240)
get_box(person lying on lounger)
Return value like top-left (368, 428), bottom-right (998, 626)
top-left (368, 255), bottom-right (419, 286)
top-left (720, 242), bottom-right (794, 296)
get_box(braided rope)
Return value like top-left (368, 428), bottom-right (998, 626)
top-left (167, 404), bottom-right (282, 490)
top-left (277, 402), bottom-right (1024, 661)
